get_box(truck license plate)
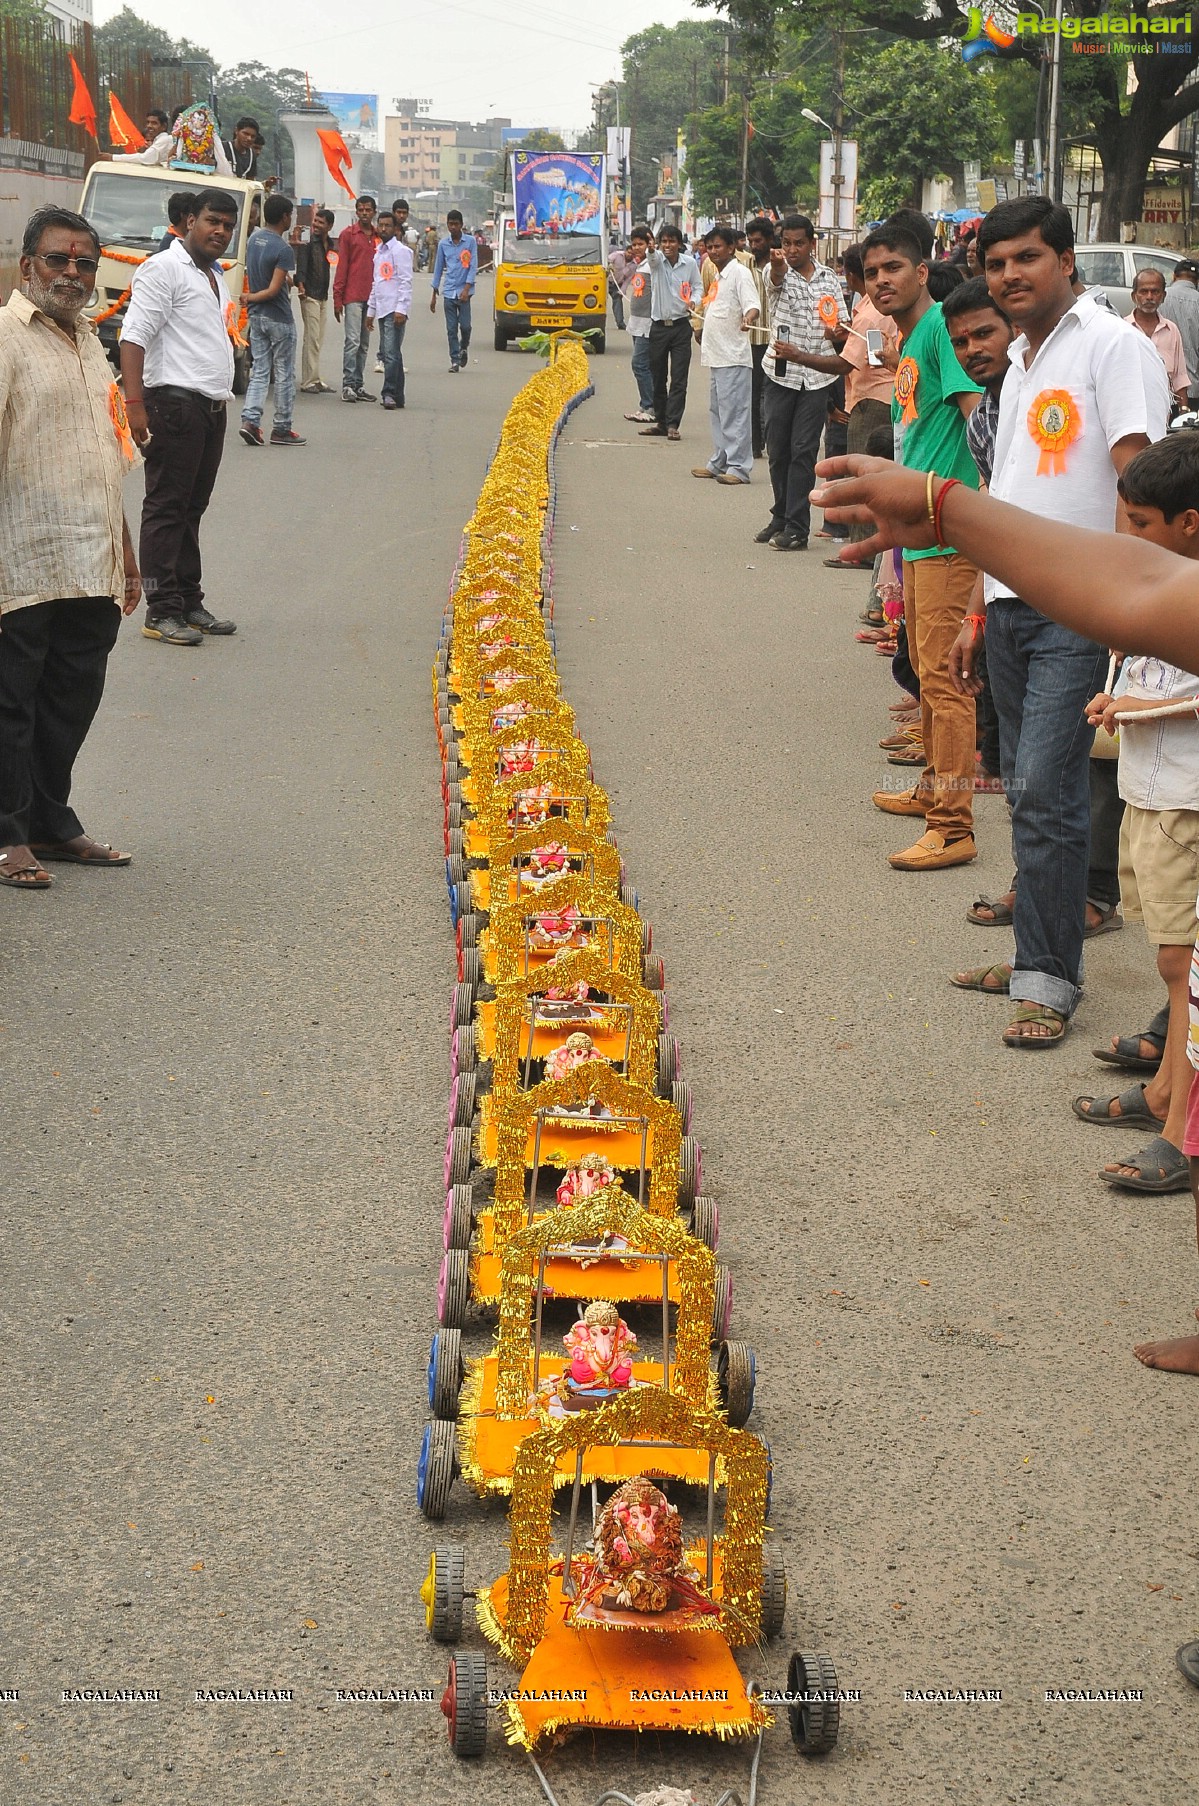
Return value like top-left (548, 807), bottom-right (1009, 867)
top-left (529, 313), bottom-right (565, 326)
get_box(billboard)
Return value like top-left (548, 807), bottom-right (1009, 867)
top-left (319, 92), bottom-right (378, 150)
top-left (512, 150), bottom-right (604, 238)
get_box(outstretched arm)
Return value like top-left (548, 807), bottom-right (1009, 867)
top-left (812, 454), bottom-right (1199, 672)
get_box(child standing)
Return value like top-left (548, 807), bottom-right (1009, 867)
top-left (1081, 434), bottom-right (1199, 1196)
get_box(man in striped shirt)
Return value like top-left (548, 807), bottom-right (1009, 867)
top-left (758, 215), bottom-right (847, 551)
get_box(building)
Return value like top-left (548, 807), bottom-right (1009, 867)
top-left (43, 0), bottom-right (93, 32)
top-left (385, 104), bottom-right (515, 217)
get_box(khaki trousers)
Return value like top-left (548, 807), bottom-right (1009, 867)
top-left (903, 551), bottom-right (977, 840)
top-left (300, 296), bottom-right (327, 388)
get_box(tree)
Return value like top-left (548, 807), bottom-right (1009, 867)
top-left (686, 79), bottom-right (822, 214)
top-left (845, 39), bottom-right (1003, 216)
top-left (619, 18), bottom-right (729, 213)
top-left (218, 60), bottom-right (316, 185)
top-left (0, 0), bottom-right (47, 20)
top-left (485, 127), bottom-right (567, 197)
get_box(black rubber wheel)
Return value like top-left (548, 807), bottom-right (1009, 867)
top-left (670, 1080), bottom-right (692, 1136)
top-left (417, 1419), bottom-right (458, 1520)
top-left (430, 1542), bottom-right (466, 1640)
top-left (452, 984), bottom-right (473, 1031)
top-left (452, 1072), bottom-right (477, 1130)
top-left (590, 333), bottom-right (606, 354)
top-left (640, 917), bottom-right (652, 957)
top-left (444, 1182), bottom-right (474, 1251)
top-left (448, 828), bottom-right (465, 859)
top-left (656, 1033), bottom-right (678, 1096)
top-left (457, 898), bottom-right (478, 940)
top-left (454, 1025), bottom-right (477, 1076)
top-left (643, 954), bottom-right (665, 990)
top-left (438, 1248), bottom-right (471, 1328)
top-left (445, 1649), bottom-right (489, 1756)
top-left (787, 1650), bottom-right (841, 1755)
top-left (430, 1327), bottom-right (464, 1419)
top-left (711, 1263), bottom-right (732, 1341)
top-left (493, 322), bottom-right (507, 352)
top-left (678, 1135), bottom-right (699, 1210)
top-left (461, 947), bottom-right (482, 993)
top-left (689, 1194), bottom-right (718, 1250)
top-left (447, 853), bottom-right (468, 885)
top-left (448, 798), bottom-right (463, 832)
top-left (447, 1125), bottom-right (473, 1189)
top-left (718, 1339), bottom-right (755, 1426)
top-left (757, 1545), bottom-right (787, 1640)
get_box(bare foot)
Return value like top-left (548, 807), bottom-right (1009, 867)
top-left (1133, 1323), bottom-right (1199, 1373)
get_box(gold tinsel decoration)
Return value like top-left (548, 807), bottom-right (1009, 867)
top-left (490, 949), bottom-right (661, 1096)
top-left (487, 878), bottom-right (645, 989)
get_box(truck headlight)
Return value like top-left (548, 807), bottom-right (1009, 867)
top-left (505, 290), bottom-right (519, 307)
top-left (583, 294), bottom-right (598, 308)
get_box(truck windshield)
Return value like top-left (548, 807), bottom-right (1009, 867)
top-left (507, 233), bottom-right (603, 266)
top-left (82, 173), bottom-right (243, 249)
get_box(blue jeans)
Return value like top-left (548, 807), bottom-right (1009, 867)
top-left (444, 294), bottom-right (472, 364)
top-left (630, 332), bottom-right (654, 410)
top-left (341, 300), bottom-right (370, 392)
top-left (985, 597), bottom-right (1108, 1016)
top-left (242, 313), bottom-right (296, 433)
top-left (377, 312), bottom-right (406, 404)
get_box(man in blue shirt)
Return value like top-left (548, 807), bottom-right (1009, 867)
top-left (239, 192), bottom-right (304, 446)
top-left (639, 224), bottom-right (702, 441)
top-left (430, 209), bottom-right (478, 372)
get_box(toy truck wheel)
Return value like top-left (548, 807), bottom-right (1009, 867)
top-left (712, 1264), bottom-right (733, 1341)
top-left (443, 1183), bottom-right (474, 1252)
top-left (452, 984), bottom-right (473, 1031)
top-left (619, 882), bottom-right (639, 912)
top-left (642, 953), bottom-right (665, 990)
top-left (446, 1127), bottom-right (473, 1190)
top-left (761, 1546), bottom-right (787, 1639)
top-left (453, 1025), bottom-right (477, 1077)
top-left (689, 1194), bottom-right (718, 1250)
top-left (640, 917), bottom-right (652, 957)
top-left (457, 900), bottom-right (478, 942)
top-left (448, 798), bottom-right (464, 832)
top-left (678, 1136), bottom-right (700, 1210)
top-left (417, 1421), bottom-right (458, 1521)
top-left (787, 1651), bottom-right (841, 1756)
top-left (429, 1543), bottom-right (467, 1641)
top-left (446, 767), bottom-right (461, 799)
top-left (428, 1329), bottom-right (464, 1420)
top-left (670, 1080), bottom-right (693, 1136)
top-left (447, 853), bottom-right (467, 885)
top-left (451, 1072), bottom-right (477, 1131)
top-left (656, 1034), bottom-right (678, 1096)
top-left (438, 1249), bottom-right (471, 1328)
top-left (461, 947), bottom-right (482, 994)
top-left (443, 1649), bottom-right (489, 1756)
top-left (718, 1339), bottom-right (755, 1426)
top-left (448, 828), bottom-right (465, 859)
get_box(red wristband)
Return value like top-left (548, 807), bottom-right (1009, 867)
top-left (932, 476), bottom-right (963, 549)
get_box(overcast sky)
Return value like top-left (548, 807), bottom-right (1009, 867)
top-left (97, 0), bottom-right (705, 133)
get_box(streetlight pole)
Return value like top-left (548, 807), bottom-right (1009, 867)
top-left (831, 26), bottom-right (846, 264)
top-left (1046, 0), bottom-right (1064, 203)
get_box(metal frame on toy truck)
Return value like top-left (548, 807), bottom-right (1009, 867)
top-left (447, 720), bottom-right (592, 825)
top-left (454, 774), bottom-right (612, 867)
top-left (78, 161), bottom-right (263, 391)
top-left (466, 879), bottom-right (650, 997)
top-left (449, 822), bottom-right (623, 925)
top-left (456, 951), bottom-right (661, 1093)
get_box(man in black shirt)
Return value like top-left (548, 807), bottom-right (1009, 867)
top-left (297, 209), bottom-right (335, 393)
top-left (221, 117), bottom-right (260, 179)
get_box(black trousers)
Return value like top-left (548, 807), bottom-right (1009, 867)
top-left (140, 388), bottom-right (227, 620)
top-left (0, 597), bottom-right (120, 848)
top-left (764, 381), bottom-right (829, 540)
top-left (750, 342), bottom-right (767, 456)
top-left (647, 317), bottom-right (693, 429)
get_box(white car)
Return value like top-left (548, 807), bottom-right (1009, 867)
top-left (1072, 242), bottom-right (1189, 317)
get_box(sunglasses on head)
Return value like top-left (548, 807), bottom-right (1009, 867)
top-left (39, 252), bottom-right (98, 274)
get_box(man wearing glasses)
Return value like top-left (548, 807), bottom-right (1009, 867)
top-left (0, 208), bottom-right (142, 889)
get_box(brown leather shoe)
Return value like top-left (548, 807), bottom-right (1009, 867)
top-left (691, 466), bottom-right (715, 478)
top-left (889, 831), bottom-right (977, 871)
top-left (873, 788), bottom-right (928, 816)
top-left (716, 472), bottom-right (748, 485)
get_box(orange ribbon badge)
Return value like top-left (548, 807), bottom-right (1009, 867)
top-left (108, 381), bottom-right (136, 463)
top-left (817, 293), bottom-right (840, 328)
top-left (703, 280), bottom-right (718, 307)
top-left (1027, 387), bottom-right (1081, 475)
top-left (459, 247), bottom-right (472, 268)
top-left (631, 273), bottom-right (645, 298)
top-left (894, 355), bottom-right (919, 424)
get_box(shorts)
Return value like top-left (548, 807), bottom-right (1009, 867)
top-left (1118, 805), bottom-right (1199, 945)
top-left (1182, 1066), bottom-right (1199, 1159)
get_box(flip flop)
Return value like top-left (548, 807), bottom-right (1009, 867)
top-left (30, 836), bottom-right (131, 866)
top-left (950, 962), bottom-right (1012, 994)
top-left (0, 849), bottom-right (52, 889)
top-left (1092, 1008), bottom-right (1169, 1072)
top-left (966, 892), bottom-right (1014, 927)
top-left (1002, 1003), bottom-right (1067, 1048)
top-left (1084, 900), bottom-right (1122, 938)
top-left (1071, 1084), bottom-right (1165, 1130)
top-left (1099, 1135), bottom-right (1190, 1193)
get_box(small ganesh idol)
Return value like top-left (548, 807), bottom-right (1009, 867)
top-left (555, 1299), bottom-right (637, 1406)
top-left (497, 738), bottom-right (542, 778)
top-left (511, 782), bottom-right (554, 827)
top-left (544, 1030), bottom-right (607, 1085)
top-left (529, 902), bottom-right (585, 950)
top-left (491, 698), bottom-right (534, 733)
top-left (570, 1477), bottom-right (715, 1622)
top-left (518, 842), bottom-right (569, 891)
top-left (555, 1152), bottom-right (617, 1207)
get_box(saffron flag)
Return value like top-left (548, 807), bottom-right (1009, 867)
top-left (316, 128), bottom-right (355, 199)
top-left (108, 90), bottom-right (146, 151)
top-left (68, 55), bottom-right (98, 140)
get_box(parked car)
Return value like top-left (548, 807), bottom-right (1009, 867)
top-left (1072, 242), bottom-right (1189, 316)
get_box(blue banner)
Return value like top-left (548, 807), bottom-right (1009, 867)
top-left (512, 151), bottom-right (604, 239)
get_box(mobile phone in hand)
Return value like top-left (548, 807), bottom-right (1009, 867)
top-left (774, 335), bottom-right (790, 380)
top-left (866, 328), bottom-right (884, 366)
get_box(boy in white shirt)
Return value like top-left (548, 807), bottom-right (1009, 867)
top-left (691, 225), bottom-right (760, 484)
top-left (367, 210), bottom-right (414, 410)
top-left (1080, 433), bottom-right (1199, 1196)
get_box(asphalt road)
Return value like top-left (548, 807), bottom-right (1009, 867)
top-left (2, 281), bottom-right (1195, 1806)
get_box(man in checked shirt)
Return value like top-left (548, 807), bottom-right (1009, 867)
top-left (758, 215), bottom-right (848, 551)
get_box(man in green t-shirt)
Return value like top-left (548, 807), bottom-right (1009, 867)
top-left (862, 223), bottom-right (982, 871)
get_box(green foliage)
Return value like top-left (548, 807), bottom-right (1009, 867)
top-left (845, 39), bottom-right (1002, 211)
top-left (0, 0), bottom-right (47, 21)
top-left (686, 81), bottom-right (821, 214)
top-left (620, 18), bottom-right (729, 212)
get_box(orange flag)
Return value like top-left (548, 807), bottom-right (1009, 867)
top-left (68, 55), bottom-right (98, 139)
top-left (316, 128), bottom-right (355, 198)
top-left (108, 89), bottom-right (146, 151)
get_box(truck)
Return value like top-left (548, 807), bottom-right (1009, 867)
top-left (78, 160), bottom-right (264, 393)
top-left (492, 150), bottom-right (607, 354)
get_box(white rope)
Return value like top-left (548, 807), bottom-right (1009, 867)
top-left (1111, 694), bottom-right (1199, 724)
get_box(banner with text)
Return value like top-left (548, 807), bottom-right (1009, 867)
top-left (512, 151), bottom-right (605, 238)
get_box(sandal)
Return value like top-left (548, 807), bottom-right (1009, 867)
top-left (0, 848), bottom-right (52, 889)
top-left (1083, 899), bottom-right (1122, 938)
top-left (1071, 1083), bottom-right (1165, 1130)
top-left (1092, 1009), bottom-right (1168, 1072)
top-left (1002, 1003), bottom-right (1067, 1048)
top-left (1099, 1134), bottom-right (1191, 1193)
top-left (966, 892), bottom-right (1014, 927)
top-left (30, 835), bottom-right (131, 866)
top-left (950, 962), bottom-right (1012, 994)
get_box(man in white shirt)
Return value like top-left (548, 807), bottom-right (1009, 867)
top-left (120, 191), bottom-right (240, 647)
top-left (949, 196), bottom-right (1167, 1047)
top-left (115, 108), bottom-right (174, 167)
top-left (1160, 260), bottom-right (1199, 404)
top-left (368, 210), bottom-right (414, 410)
top-left (691, 225), bottom-right (760, 485)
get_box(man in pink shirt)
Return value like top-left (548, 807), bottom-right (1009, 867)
top-left (1130, 268), bottom-right (1189, 412)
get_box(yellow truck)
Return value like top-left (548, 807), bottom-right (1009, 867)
top-left (492, 151), bottom-right (608, 353)
top-left (78, 160), bottom-right (264, 392)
